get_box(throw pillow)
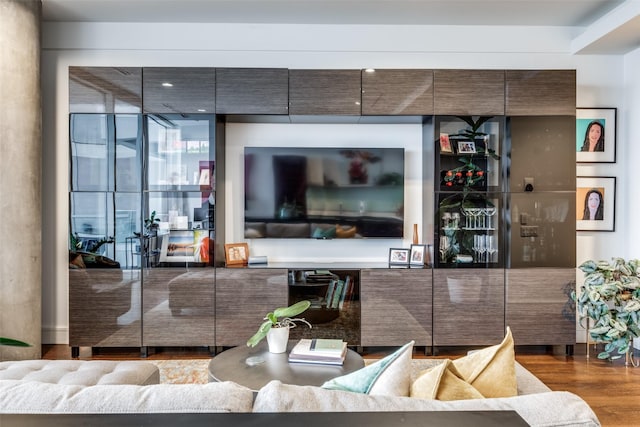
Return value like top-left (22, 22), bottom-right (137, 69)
top-left (452, 326), bottom-right (517, 398)
top-left (410, 359), bottom-right (485, 400)
top-left (321, 340), bottom-right (414, 396)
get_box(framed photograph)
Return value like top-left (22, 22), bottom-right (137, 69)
top-left (439, 133), bottom-right (453, 154)
top-left (457, 140), bottom-right (476, 154)
top-left (576, 176), bottom-right (616, 232)
top-left (576, 108), bottom-right (616, 163)
top-left (388, 248), bottom-right (410, 266)
top-left (159, 230), bottom-right (196, 263)
top-left (410, 244), bottom-right (427, 266)
top-left (224, 242), bottom-right (249, 266)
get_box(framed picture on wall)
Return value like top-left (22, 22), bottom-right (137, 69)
top-left (159, 230), bottom-right (196, 263)
top-left (576, 176), bottom-right (616, 232)
top-left (576, 108), bottom-right (616, 163)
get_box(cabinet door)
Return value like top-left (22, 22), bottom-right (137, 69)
top-left (505, 70), bottom-right (576, 116)
top-left (143, 67), bottom-right (215, 114)
top-left (361, 269), bottom-right (432, 347)
top-left (216, 68), bottom-right (288, 115)
top-left (69, 67), bottom-right (142, 114)
top-left (289, 70), bottom-right (361, 116)
top-left (361, 69), bottom-right (433, 116)
top-left (434, 70), bottom-right (505, 116)
top-left (506, 268), bottom-right (575, 345)
top-left (215, 268), bottom-right (288, 346)
top-left (142, 268), bottom-right (215, 347)
top-left (433, 269), bottom-right (504, 346)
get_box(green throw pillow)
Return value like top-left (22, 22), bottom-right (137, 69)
top-left (321, 341), bottom-right (414, 396)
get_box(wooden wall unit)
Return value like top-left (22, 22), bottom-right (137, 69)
top-left (360, 268), bottom-right (432, 347)
top-left (506, 268), bottom-right (576, 345)
top-left (215, 68), bottom-right (288, 115)
top-left (215, 268), bottom-right (288, 347)
top-left (142, 67), bottom-right (215, 114)
top-left (361, 69), bottom-right (434, 116)
top-left (433, 69), bottom-right (505, 116)
top-left (69, 66), bottom-right (142, 114)
top-left (505, 70), bottom-right (576, 116)
top-left (289, 69), bottom-right (362, 116)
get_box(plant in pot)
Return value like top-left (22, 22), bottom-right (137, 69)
top-left (0, 338), bottom-right (30, 347)
top-left (246, 300), bottom-right (312, 353)
top-left (572, 258), bottom-right (640, 364)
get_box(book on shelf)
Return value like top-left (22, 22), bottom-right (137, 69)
top-left (330, 279), bottom-right (344, 309)
top-left (288, 338), bottom-right (347, 365)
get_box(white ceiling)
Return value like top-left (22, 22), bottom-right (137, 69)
top-left (40, 0), bottom-right (640, 53)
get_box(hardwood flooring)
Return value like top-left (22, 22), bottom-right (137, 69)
top-left (41, 344), bottom-right (638, 426)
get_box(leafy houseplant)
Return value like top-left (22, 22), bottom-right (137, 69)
top-left (0, 337), bottom-right (30, 347)
top-left (246, 300), bottom-right (312, 351)
top-left (572, 258), bottom-right (640, 362)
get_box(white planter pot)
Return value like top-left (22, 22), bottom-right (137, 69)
top-left (266, 326), bottom-right (290, 353)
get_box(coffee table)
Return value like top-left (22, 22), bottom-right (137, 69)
top-left (208, 341), bottom-right (364, 391)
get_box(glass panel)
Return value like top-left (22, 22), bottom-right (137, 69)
top-left (115, 115), bottom-right (143, 191)
top-left (114, 192), bottom-right (141, 268)
top-left (69, 192), bottom-right (113, 258)
top-left (70, 114), bottom-right (111, 191)
top-left (146, 114), bottom-right (215, 192)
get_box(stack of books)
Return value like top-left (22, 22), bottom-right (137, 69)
top-left (288, 338), bottom-right (348, 366)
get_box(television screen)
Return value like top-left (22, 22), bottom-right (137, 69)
top-left (244, 147), bottom-right (404, 239)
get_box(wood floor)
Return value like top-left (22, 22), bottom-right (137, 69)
top-left (42, 344), bottom-right (639, 427)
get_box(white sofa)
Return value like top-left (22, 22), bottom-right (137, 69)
top-left (0, 360), bottom-right (600, 426)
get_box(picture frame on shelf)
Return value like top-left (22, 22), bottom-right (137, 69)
top-left (439, 133), bottom-right (453, 154)
top-left (159, 230), bottom-right (196, 263)
top-left (576, 108), bottom-right (616, 163)
top-left (456, 140), bottom-right (476, 154)
top-left (576, 176), bottom-right (616, 232)
top-left (224, 242), bottom-right (249, 266)
top-left (409, 244), bottom-right (427, 266)
top-left (388, 248), bottom-right (410, 266)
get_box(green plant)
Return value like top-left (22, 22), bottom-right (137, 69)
top-left (69, 232), bottom-right (114, 254)
top-left (572, 258), bottom-right (640, 361)
top-left (0, 337), bottom-right (30, 347)
top-left (144, 210), bottom-right (161, 233)
top-left (246, 300), bottom-right (312, 347)
top-left (451, 116), bottom-right (500, 160)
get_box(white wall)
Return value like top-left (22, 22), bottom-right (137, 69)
top-left (41, 22), bottom-right (631, 344)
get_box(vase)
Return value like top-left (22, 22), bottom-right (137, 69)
top-left (266, 326), bottom-right (290, 353)
top-left (412, 223), bottom-right (419, 244)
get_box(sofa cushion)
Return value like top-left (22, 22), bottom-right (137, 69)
top-left (253, 381), bottom-right (600, 427)
top-left (410, 359), bottom-right (485, 400)
top-left (0, 380), bottom-right (253, 414)
top-left (321, 341), bottom-right (413, 396)
top-left (0, 360), bottom-right (159, 386)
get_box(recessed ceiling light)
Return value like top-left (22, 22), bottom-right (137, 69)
top-left (197, 109), bottom-right (206, 112)
top-left (162, 82), bottom-right (173, 87)
top-left (365, 68), bottom-right (375, 73)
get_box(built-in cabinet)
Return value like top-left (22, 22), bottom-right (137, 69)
top-left (68, 66), bottom-right (576, 355)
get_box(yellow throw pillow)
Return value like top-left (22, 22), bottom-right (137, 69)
top-left (452, 326), bottom-right (517, 398)
top-left (410, 359), bottom-right (485, 400)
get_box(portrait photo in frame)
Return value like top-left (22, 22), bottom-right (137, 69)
top-left (224, 242), bottom-right (249, 266)
top-left (457, 140), bottom-right (476, 154)
top-left (576, 108), bottom-right (616, 163)
top-left (388, 248), bottom-right (410, 266)
top-left (439, 133), bottom-right (453, 154)
top-left (410, 244), bottom-right (427, 266)
top-left (159, 230), bottom-right (196, 263)
top-left (576, 176), bottom-right (616, 232)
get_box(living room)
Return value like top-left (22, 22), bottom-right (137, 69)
top-left (2, 1), bottom-right (640, 425)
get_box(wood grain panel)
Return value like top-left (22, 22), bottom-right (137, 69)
top-left (505, 70), bottom-right (576, 116)
top-left (433, 70), bottom-right (505, 116)
top-left (69, 67), bottom-right (142, 113)
top-left (289, 70), bottom-right (361, 115)
top-left (506, 268), bottom-right (575, 345)
top-left (216, 68), bottom-right (288, 115)
top-left (142, 268), bottom-right (215, 347)
top-left (215, 268), bottom-right (288, 346)
top-left (142, 67), bottom-right (215, 114)
top-left (433, 269), bottom-right (505, 346)
top-left (360, 269), bottom-right (432, 347)
top-left (361, 69), bottom-right (433, 116)
top-left (69, 269), bottom-right (141, 347)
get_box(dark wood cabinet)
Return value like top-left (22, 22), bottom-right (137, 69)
top-left (215, 268), bottom-right (288, 347)
top-left (433, 69), bottom-right (505, 116)
top-left (361, 69), bottom-right (433, 116)
top-left (289, 69), bottom-right (361, 116)
top-left (505, 70), bottom-right (576, 116)
top-left (506, 268), bottom-right (575, 345)
top-left (69, 66), bottom-right (142, 113)
top-left (142, 67), bottom-right (215, 114)
top-left (215, 68), bottom-right (288, 115)
top-left (433, 269), bottom-right (505, 346)
top-left (360, 269), bottom-right (432, 347)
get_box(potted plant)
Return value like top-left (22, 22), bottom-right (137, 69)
top-left (144, 210), bottom-right (161, 236)
top-left (0, 337), bottom-right (30, 347)
top-left (572, 258), bottom-right (640, 363)
top-left (246, 300), bottom-right (312, 353)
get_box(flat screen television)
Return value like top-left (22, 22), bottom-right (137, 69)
top-left (244, 147), bottom-right (404, 239)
